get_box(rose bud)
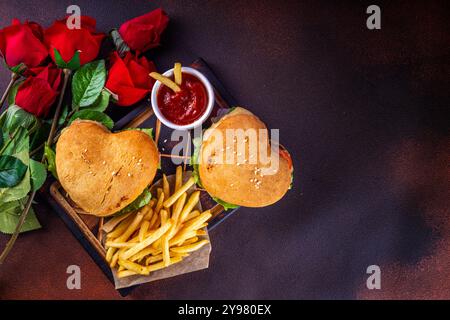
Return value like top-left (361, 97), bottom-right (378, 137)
top-left (105, 52), bottom-right (156, 106)
top-left (0, 19), bottom-right (48, 69)
top-left (44, 16), bottom-right (105, 66)
top-left (118, 8), bottom-right (169, 52)
top-left (15, 64), bottom-right (62, 118)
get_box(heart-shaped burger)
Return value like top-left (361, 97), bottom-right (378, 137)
top-left (56, 120), bottom-right (159, 216)
top-left (193, 107), bottom-right (293, 208)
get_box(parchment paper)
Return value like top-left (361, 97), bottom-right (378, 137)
top-left (102, 171), bottom-right (211, 289)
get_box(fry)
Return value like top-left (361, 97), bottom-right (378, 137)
top-left (162, 236), bottom-right (170, 267)
top-left (107, 215), bottom-right (134, 238)
top-left (163, 174), bottom-right (170, 199)
top-left (145, 254), bottom-right (163, 265)
top-left (105, 247), bottom-right (116, 262)
top-left (117, 270), bottom-right (137, 278)
top-left (103, 211), bottom-right (133, 232)
top-left (175, 166), bottom-right (182, 192)
top-left (196, 230), bottom-right (207, 236)
top-left (182, 210), bottom-right (212, 232)
top-left (154, 192), bottom-right (165, 215)
top-left (178, 191), bottom-right (200, 224)
top-left (121, 220), bottom-right (173, 260)
top-left (170, 240), bottom-right (209, 253)
top-left (143, 208), bottom-right (153, 221)
top-left (160, 209), bottom-right (169, 224)
top-left (147, 256), bottom-right (183, 272)
top-left (169, 229), bottom-right (197, 246)
top-left (114, 210), bottom-right (144, 243)
top-left (150, 72), bottom-right (181, 92)
top-left (148, 199), bottom-right (156, 208)
top-left (149, 210), bottom-right (159, 229)
top-left (110, 251), bottom-right (119, 268)
top-left (152, 209), bottom-right (169, 249)
top-left (166, 193), bottom-right (187, 239)
top-left (185, 210), bottom-right (200, 222)
top-left (163, 176), bottom-right (195, 208)
top-left (174, 62), bottom-right (182, 85)
top-left (105, 241), bottom-right (135, 248)
top-left (157, 188), bottom-right (163, 198)
top-left (182, 236), bottom-right (199, 246)
top-left (118, 259), bottom-right (149, 275)
top-left (139, 220), bottom-right (150, 242)
top-left (129, 246), bottom-right (160, 262)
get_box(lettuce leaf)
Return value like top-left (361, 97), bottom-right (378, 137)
top-left (116, 188), bottom-right (151, 215)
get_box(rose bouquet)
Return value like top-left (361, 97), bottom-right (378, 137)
top-left (0, 8), bottom-right (169, 263)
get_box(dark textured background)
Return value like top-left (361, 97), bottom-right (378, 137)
top-left (0, 0), bottom-right (449, 299)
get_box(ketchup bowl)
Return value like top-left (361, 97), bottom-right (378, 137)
top-left (151, 67), bottom-right (215, 131)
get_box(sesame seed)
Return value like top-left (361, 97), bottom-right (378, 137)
top-left (127, 173), bottom-right (132, 177)
top-left (102, 161), bottom-right (106, 165)
top-left (112, 171), bottom-right (116, 175)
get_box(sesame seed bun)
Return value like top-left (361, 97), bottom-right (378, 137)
top-left (198, 107), bottom-right (293, 207)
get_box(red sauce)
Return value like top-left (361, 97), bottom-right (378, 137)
top-left (157, 73), bottom-right (208, 125)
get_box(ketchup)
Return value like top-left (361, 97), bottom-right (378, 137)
top-left (157, 73), bottom-right (208, 125)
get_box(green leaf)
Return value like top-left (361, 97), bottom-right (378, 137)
top-left (117, 188), bottom-right (151, 215)
top-left (0, 198), bottom-right (41, 234)
top-left (0, 155), bottom-right (28, 188)
top-left (69, 110), bottom-right (114, 130)
top-left (212, 197), bottom-right (240, 211)
top-left (30, 159), bottom-right (46, 191)
top-left (72, 60), bottom-right (106, 108)
top-left (7, 80), bottom-right (24, 105)
top-left (87, 89), bottom-right (110, 112)
top-left (110, 29), bottom-right (131, 56)
top-left (123, 128), bottom-right (154, 139)
top-left (44, 144), bottom-right (57, 179)
top-left (29, 122), bottom-right (50, 160)
top-left (58, 104), bottom-right (69, 127)
top-left (0, 150), bottom-right (31, 203)
top-left (2, 105), bottom-right (37, 134)
top-left (1, 126), bottom-right (29, 155)
top-left (190, 137), bottom-right (203, 188)
top-left (53, 48), bottom-right (80, 70)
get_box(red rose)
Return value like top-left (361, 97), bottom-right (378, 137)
top-left (118, 8), bottom-right (169, 52)
top-left (105, 52), bottom-right (156, 106)
top-left (15, 64), bottom-right (62, 118)
top-left (44, 16), bottom-right (105, 66)
top-left (0, 19), bottom-right (48, 68)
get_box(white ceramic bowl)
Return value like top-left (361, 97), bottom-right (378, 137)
top-left (151, 67), bottom-right (215, 130)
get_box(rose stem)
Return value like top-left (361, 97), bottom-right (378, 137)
top-left (0, 68), bottom-right (72, 265)
top-left (0, 72), bottom-right (20, 113)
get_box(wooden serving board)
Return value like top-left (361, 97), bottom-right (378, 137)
top-left (40, 59), bottom-right (240, 296)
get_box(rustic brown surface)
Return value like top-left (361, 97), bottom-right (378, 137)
top-left (0, 0), bottom-right (449, 299)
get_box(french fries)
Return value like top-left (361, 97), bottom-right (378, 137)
top-left (103, 166), bottom-right (210, 278)
top-left (174, 62), bottom-right (182, 85)
top-left (150, 72), bottom-right (181, 92)
top-left (163, 176), bottom-right (195, 208)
